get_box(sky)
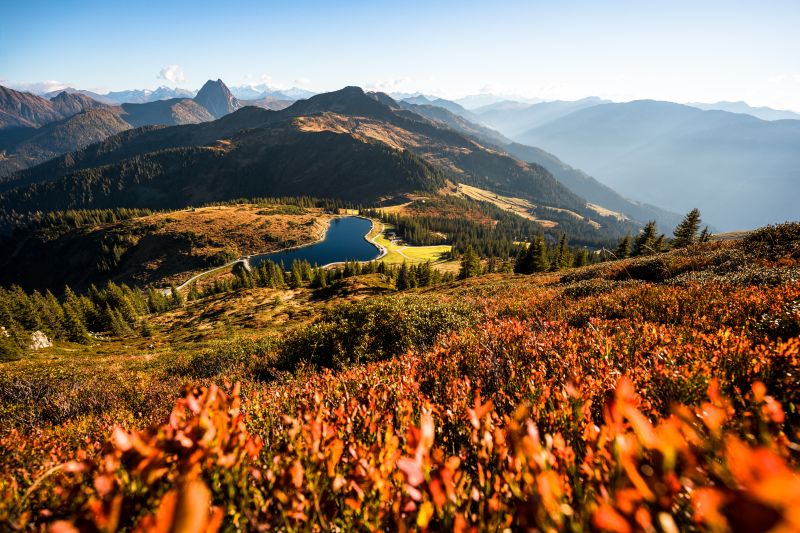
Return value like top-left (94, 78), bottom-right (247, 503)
top-left (2, 0), bottom-right (799, 110)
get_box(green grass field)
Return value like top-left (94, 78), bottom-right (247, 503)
top-left (370, 222), bottom-right (452, 265)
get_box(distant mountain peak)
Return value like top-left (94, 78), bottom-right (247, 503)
top-left (193, 79), bottom-right (242, 119)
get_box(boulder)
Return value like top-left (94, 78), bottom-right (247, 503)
top-left (29, 330), bottom-right (52, 350)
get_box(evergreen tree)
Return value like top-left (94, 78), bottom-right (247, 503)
top-left (673, 208), bottom-right (702, 247)
top-left (188, 283), bottom-right (201, 301)
top-left (0, 332), bottom-right (23, 361)
top-left (63, 303), bottom-right (92, 344)
top-left (574, 248), bottom-right (590, 267)
top-left (140, 318), bottom-right (153, 338)
top-left (699, 226), bottom-right (711, 243)
top-left (551, 234), bottom-right (573, 270)
top-left (289, 260), bottom-right (304, 289)
top-left (615, 235), bottom-right (631, 259)
top-left (514, 244), bottom-right (532, 274)
top-left (170, 285), bottom-right (183, 308)
top-left (397, 262), bottom-right (412, 290)
top-left (106, 305), bottom-right (131, 337)
top-left (459, 245), bottom-right (481, 279)
top-left (633, 221), bottom-right (660, 256)
top-left (530, 236), bottom-right (550, 273)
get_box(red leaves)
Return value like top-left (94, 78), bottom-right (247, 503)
top-left (9, 275), bottom-right (800, 531)
top-left (135, 479), bottom-right (222, 533)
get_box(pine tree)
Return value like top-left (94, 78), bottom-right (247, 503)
top-left (615, 235), bottom-right (631, 259)
top-left (63, 303), bottom-right (92, 344)
top-left (397, 262), bottom-right (412, 290)
top-left (0, 332), bottom-right (23, 361)
top-left (633, 221), bottom-right (659, 256)
top-left (107, 306), bottom-right (131, 337)
top-left (140, 319), bottom-right (153, 338)
top-left (170, 285), bottom-right (183, 308)
top-left (531, 236), bottom-right (550, 272)
top-left (551, 234), bottom-right (572, 270)
top-left (699, 226), bottom-right (711, 243)
top-left (673, 208), bottom-right (702, 248)
top-left (289, 260), bottom-right (304, 289)
top-left (574, 248), bottom-right (590, 267)
top-left (514, 244), bottom-right (533, 274)
top-left (188, 283), bottom-right (200, 301)
top-left (459, 245), bottom-right (481, 279)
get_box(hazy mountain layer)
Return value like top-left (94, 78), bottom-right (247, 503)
top-left (518, 100), bottom-right (800, 230)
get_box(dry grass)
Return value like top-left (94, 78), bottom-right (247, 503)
top-left (121, 204), bottom-right (332, 286)
top-left (452, 183), bottom-right (560, 227)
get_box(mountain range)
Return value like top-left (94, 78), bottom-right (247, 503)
top-left (515, 100), bottom-right (800, 230)
top-left (0, 80), bottom-right (244, 175)
top-left (0, 86), bottom-right (643, 246)
top-left (2, 78), bottom-right (796, 233)
top-left (686, 101), bottom-right (800, 121)
top-left (229, 84), bottom-right (316, 101)
top-left (409, 94), bottom-right (798, 231)
top-left (396, 99), bottom-right (679, 228)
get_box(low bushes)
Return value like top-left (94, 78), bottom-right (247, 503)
top-left (277, 295), bottom-right (476, 370)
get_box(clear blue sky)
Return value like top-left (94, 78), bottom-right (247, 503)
top-left (2, 0), bottom-right (799, 110)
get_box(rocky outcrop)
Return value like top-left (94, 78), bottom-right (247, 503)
top-left (29, 330), bottom-right (52, 350)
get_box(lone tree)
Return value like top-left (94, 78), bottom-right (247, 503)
top-left (459, 245), bottom-right (481, 279)
top-left (633, 221), bottom-right (661, 256)
top-left (673, 208), bottom-right (703, 247)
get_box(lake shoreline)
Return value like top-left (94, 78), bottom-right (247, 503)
top-left (247, 215), bottom-right (384, 270)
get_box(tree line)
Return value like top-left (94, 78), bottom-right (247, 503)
top-left (0, 281), bottom-right (182, 360)
top-left (612, 208), bottom-right (710, 259)
top-left (364, 195), bottom-right (628, 261)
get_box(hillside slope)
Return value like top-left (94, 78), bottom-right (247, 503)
top-left (0, 109), bottom-right (131, 177)
top-left (400, 99), bottom-right (680, 228)
top-left (0, 204), bottom-right (331, 291)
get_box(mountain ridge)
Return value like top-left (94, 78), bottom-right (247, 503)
top-left (0, 86), bottom-right (637, 243)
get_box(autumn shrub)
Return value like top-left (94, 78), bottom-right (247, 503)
top-left (743, 221), bottom-right (800, 262)
top-left (179, 336), bottom-right (277, 379)
top-left (562, 278), bottom-right (616, 298)
top-left (277, 295), bottom-right (476, 370)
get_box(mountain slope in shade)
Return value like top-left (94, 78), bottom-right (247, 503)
top-left (518, 100), bottom-right (800, 230)
top-left (49, 91), bottom-right (108, 116)
top-left (399, 99), bottom-right (680, 229)
top-left (687, 101), bottom-right (800, 121)
top-left (0, 109), bottom-right (130, 177)
top-left (194, 79), bottom-right (242, 118)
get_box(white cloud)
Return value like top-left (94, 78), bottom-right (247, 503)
top-left (365, 77), bottom-right (414, 93)
top-left (157, 65), bottom-right (186, 85)
top-left (6, 80), bottom-right (71, 94)
top-left (293, 77), bottom-right (310, 87)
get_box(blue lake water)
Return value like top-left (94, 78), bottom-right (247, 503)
top-left (250, 216), bottom-right (380, 268)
